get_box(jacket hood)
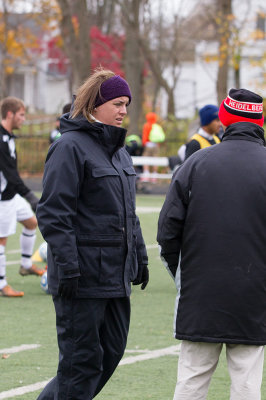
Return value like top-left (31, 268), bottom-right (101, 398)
top-left (59, 113), bottom-right (127, 152)
top-left (222, 121), bottom-right (265, 146)
top-left (145, 112), bottom-right (158, 123)
top-left (60, 112), bottom-right (97, 134)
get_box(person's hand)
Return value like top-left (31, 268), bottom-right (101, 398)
top-left (24, 190), bottom-right (39, 212)
top-left (58, 277), bottom-right (79, 298)
top-left (133, 264), bottom-right (149, 290)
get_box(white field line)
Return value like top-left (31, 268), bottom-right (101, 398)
top-left (0, 344), bottom-right (180, 399)
top-left (0, 381), bottom-right (50, 400)
top-left (125, 349), bottom-right (150, 353)
top-left (136, 206), bottom-right (161, 214)
top-left (6, 249), bottom-right (20, 254)
top-left (0, 344), bottom-right (40, 355)
top-left (6, 259), bottom-right (20, 266)
top-left (146, 244), bottom-right (158, 250)
top-left (119, 344), bottom-right (180, 366)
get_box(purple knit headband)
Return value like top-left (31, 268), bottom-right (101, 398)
top-left (94, 75), bottom-right (132, 107)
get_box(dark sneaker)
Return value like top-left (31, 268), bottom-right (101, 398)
top-left (19, 264), bottom-right (46, 277)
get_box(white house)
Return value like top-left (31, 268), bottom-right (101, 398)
top-left (4, 16), bottom-right (71, 114)
top-left (161, 0), bottom-right (266, 119)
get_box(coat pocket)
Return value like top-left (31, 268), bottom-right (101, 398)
top-left (123, 166), bottom-right (137, 202)
top-left (77, 234), bottom-right (125, 289)
top-left (100, 246), bottom-right (125, 287)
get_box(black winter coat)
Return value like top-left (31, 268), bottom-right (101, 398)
top-left (37, 114), bottom-right (148, 298)
top-left (157, 122), bottom-right (266, 345)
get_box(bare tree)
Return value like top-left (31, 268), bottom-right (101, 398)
top-left (118, 0), bottom-right (145, 134)
top-left (56, 0), bottom-right (91, 90)
top-left (117, 0), bottom-right (186, 118)
top-left (90, 0), bottom-right (117, 34)
top-left (0, 1), bottom-right (9, 97)
top-left (215, 0), bottom-right (232, 104)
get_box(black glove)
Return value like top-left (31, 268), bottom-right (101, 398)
top-left (133, 264), bottom-right (149, 290)
top-left (58, 277), bottom-right (79, 299)
top-left (24, 190), bottom-right (39, 212)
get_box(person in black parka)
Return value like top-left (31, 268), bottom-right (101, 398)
top-left (157, 88), bottom-right (266, 400)
top-left (36, 68), bottom-right (149, 400)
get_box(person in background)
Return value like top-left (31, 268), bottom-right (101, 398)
top-left (125, 134), bottom-right (144, 193)
top-left (157, 88), bottom-right (266, 400)
top-left (36, 68), bottom-right (149, 400)
top-left (185, 104), bottom-right (221, 160)
top-left (125, 133), bottom-right (143, 157)
top-left (141, 111), bottom-right (165, 183)
top-left (62, 103), bottom-right (71, 115)
top-left (49, 103), bottom-right (72, 144)
top-left (49, 116), bottom-right (60, 144)
top-left (0, 97), bottom-right (45, 297)
top-left (49, 117), bottom-right (60, 144)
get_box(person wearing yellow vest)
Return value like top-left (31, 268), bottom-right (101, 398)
top-left (185, 105), bottom-right (221, 160)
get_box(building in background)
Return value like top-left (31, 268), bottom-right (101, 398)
top-left (161, 0), bottom-right (266, 119)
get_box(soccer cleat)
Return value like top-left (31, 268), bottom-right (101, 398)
top-left (0, 285), bottom-right (24, 297)
top-left (19, 264), bottom-right (46, 277)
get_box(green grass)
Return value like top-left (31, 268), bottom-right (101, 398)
top-left (1, 194), bottom-right (266, 399)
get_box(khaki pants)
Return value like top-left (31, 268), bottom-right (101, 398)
top-left (174, 340), bottom-right (264, 400)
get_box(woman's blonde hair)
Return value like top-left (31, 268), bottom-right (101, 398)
top-left (71, 67), bottom-right (115, 121)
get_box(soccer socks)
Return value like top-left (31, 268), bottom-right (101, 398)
top-left (20, 228), bottom-right (36, 269)
top-left (0, 244), bottom-right (7, 289)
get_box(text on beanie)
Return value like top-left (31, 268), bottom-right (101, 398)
top-left (218, 88), bottom-right (264, 127)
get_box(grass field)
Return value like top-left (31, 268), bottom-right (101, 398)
top-left (1, 194), bottom-right (266, 400)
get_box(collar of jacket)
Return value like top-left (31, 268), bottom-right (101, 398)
top-left (222, 122), bottom-right (265, 146)
top-left (0, 124), bottom-right (16, 138)
top-left (60, 114), bottom-right (127, 154)
top-left (95, 122), bottom-right (127, 154)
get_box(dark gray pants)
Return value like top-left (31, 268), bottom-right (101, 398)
top-left (37, 296), bottom-right (130, 400)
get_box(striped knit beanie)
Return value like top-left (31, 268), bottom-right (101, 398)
top-left (219, 88), bottom-right (264, 127)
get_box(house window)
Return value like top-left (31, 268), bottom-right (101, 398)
top-left (256, 11), bottom-right (266, 39)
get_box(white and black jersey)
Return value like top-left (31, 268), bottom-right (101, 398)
top-left (0, 125), bottom-right (30, 201)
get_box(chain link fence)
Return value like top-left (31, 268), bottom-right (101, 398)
top-left (16, 116), bottom-right (190, 175)
top-left (16, 117), bottom-right (55, 174)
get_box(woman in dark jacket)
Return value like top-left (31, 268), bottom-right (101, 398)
top-left (36, 68), bottom-right (148, 400)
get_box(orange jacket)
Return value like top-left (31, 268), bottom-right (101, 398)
top-left (142, 112), bottom-right (158, 145)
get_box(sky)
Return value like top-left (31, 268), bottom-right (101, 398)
top-left (0, 0), bottom-right (41, 13)
top-left (151, 0), bottom-right (199, 19)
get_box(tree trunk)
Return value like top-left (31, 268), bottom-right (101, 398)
top-left (234, 67), bottom-right (240, 89)
top-left (139, 37), bottom-right (176, 118)
top-left (217, 60), bottom-right (228, 105)
top-left (0, 2), bottom-right (8, 98)
top-left (57, 0), bottom-right (91, 91)
top-left (234, 51), bottom-right (241, 88)
top-left (216, 0), bottom-right (232, 105)
top-left (117, 0), bottom-right (177, 119)
top-left (123, 0), bottom-right (144, 135)
top-left (167, 90), bottom-right (175, 116)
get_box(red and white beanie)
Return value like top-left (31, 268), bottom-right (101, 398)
top-left (219, 88), bottom-right (264, 127)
